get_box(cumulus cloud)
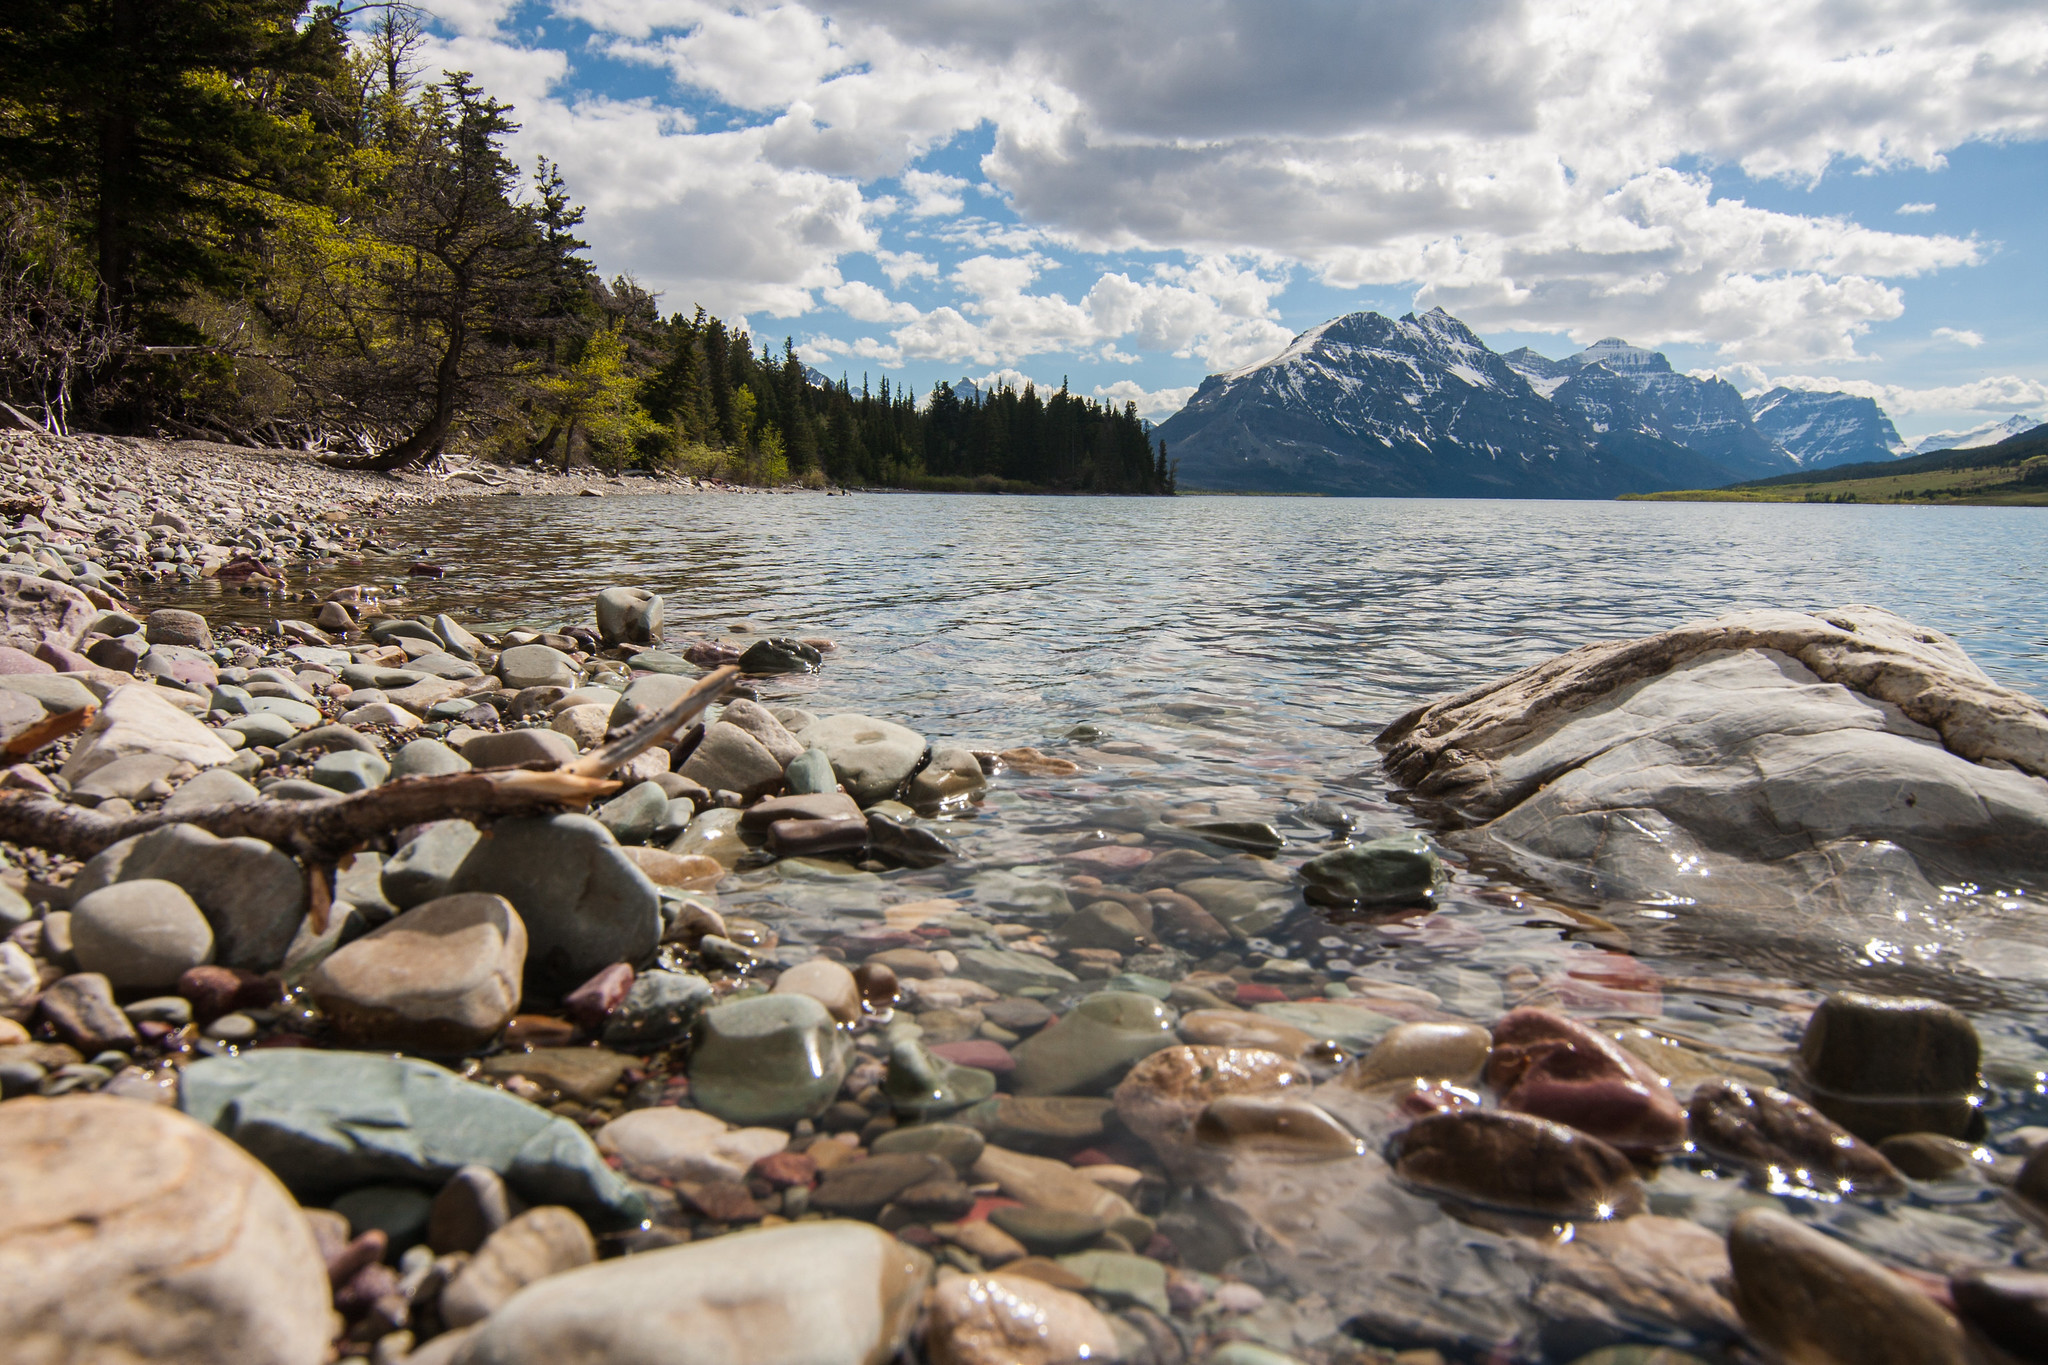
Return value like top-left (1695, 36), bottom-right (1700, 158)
top-left (409, 0), bottom-right (2047, 370)
top-left (1932, 326), bottom-right (1985, 347)
top-left (1093, 380), bottom-right (1197, 419)
top-left (1756, 373), bottom-right (2048, 413)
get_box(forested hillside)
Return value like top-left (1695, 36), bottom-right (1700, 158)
top-left (0, 0), bottom-right (1170, 493)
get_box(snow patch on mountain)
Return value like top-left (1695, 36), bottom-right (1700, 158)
top-left (1908, 414), bottom-right (2043, 454)
top-left (1745, 387), bottom-right (1908, 469)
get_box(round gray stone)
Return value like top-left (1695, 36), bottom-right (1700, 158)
top-left (69, 879), bottom-right (216, 990)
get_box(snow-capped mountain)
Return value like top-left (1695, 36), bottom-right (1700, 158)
top-left (1505, 339), bottom-right (1788, 479)
top-left (1745, 388), bottom-right (1907, 469)
top-left (1156, 310), bottom-right (1787, 497)
top-left (1908, 414), bottom-right (2044, 455)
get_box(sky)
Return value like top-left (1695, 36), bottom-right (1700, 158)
top-left (410, 0), bottom-right (2048, 443)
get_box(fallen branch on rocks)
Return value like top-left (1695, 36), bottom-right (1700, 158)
top-left (0, 665), bottom-right (741, 863)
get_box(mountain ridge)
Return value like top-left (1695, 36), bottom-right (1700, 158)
top-left (1157, 309), bottom-right (1791, 497)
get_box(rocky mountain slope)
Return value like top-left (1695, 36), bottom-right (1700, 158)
top-left (1157, 310), bottom-right (1810, 496)
top-left (1744, 387), bottom-right (1906, 469)
top-left (1155, 310), bottom-right (1762, 497)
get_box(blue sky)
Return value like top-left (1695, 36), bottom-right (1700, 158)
top-left (418, 0), bottom-right (2048, 443)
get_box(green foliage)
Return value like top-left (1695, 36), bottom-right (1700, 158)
top-left (0, 11), bottom-right (1174, 493)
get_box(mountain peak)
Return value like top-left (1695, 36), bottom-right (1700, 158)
top-left (1567, 337), bottom-right (1672, 375)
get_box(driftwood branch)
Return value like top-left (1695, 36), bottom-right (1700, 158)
top-left (0, 664), bottom-right (741, 863)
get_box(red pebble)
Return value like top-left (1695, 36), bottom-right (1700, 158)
top-left (749, 1150), bottom-right (818, 1189)
top-left (895, 1225), bottom-right (942, 1248)
top-left (176, 965), bottom-right (268, 1024)
top-left (1232, 982), bottom-right (1289, 1006)
top-left (1068, 1148), bottom-right (1115, 1167)
top-left (963, 1196), bottom-right (1023, 1224)
top-left (928, 1040), bottom-right (1014, 1074)
top-left (562, 963), bottom-right (635, 1029)
top-left (1486, 1007), bottom-right (1686, 1154)
top-left (326, 1230), bottom-right (387, 1288)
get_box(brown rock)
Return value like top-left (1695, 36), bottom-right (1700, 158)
top-left (1388, 1109), bottom-right (1648, 1220)
top-left (1341, 1021), bottom-right (1492, 1088)
top-left (1112, 1044), bottom-right (1309, 1172)
top-left (440, 1206), bottom-right (597, 1328)
top-left (1689, 1079), bottom-right (1905, 1195)
top-left (1728, 1207), bottom-right (1970, 1364)
top-left (811, 1152), bottom-right (953, 1217)
top-left (1951, 1268), bottom-right (2048, 1361)
top-left (37, 972), bottom-right (137, 1052)
top-left (739, 791), bottom-right (862, 831)
top-left (562, 962), bottom-right (634, 1029)
top-left (618, 846), bottom-right (724, 890)
top-left (478, 1047), bottom-right (635, 1103)
top-left (866, 947), bottom-right (945, 979)
top-left (1177, 1008), bottom-right (1317, 1058)
top-left (1193, 1095), bottom-right (1366, 1160)
top-left (0, 1095), bottom-right (332, 1364)
top-left (971, 1145), bottom-right (1140, 1225)
top-left (1796, 991), bottom-right (1983, 1141)
top-left (307, 893), bottom-right (525, 1051)
top-left (772, 957), bottom-right (862, 1023)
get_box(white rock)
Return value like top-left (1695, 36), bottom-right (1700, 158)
top-left (0, 1095), bottom-right (332, 1364)
top-left (551, 703), bottom-right (611, 750)
top-left (771, 956), bottom-right (862, 1023)
top-left (1379, 606), bottom-right (2048, 981)
top-left (925, 1268), bottom-right (1123, 1365)
top-left (61, 683), bottom-right (235, 782)
top-left (449, 1220), bottom-right (929, 1365)
top-left (593, 1106), bottom-right (788, 1184)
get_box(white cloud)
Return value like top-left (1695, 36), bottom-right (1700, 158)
top-left (820, 280), bottom-right (921, 322)
top-left (1932, 326), bottom-right (1984, 347)
top-left (412, 0), bottom-right (2047, 369)
top-left (901, 170), bottom-right (968, 217)
top-left (1093, 380), bottom-right (1196, 418)
top-left (1897, 201), bottom-right (1938, 215)
top-left (874, 249), bottom-right (938, 285)
top-left (1755, 373), bottom-right (2048, 414)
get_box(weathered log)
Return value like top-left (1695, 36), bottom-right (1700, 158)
top-left (0, 665), bottom-right (741, 863)
top-left (0, 768), bottom-right (620, 863)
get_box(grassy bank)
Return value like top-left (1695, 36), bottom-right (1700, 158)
top-left (1623, 424), bottom-right (2048, 506)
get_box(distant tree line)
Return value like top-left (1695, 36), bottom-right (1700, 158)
top-left (0, 0), bottom-right (1173, 493)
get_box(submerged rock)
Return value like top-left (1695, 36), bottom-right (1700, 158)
top-left (1727, 1207), bottom-right (1971, 1364)
top-left (925, 1269), bottom-right (1122, 1365)
top-left (1377, 606), bottom-right (2048, 984)
top-left (1687, 1079), bottom-right (1905, 1196)
top-left (688, 993), bottom-right (851, 1125)
top-left (1486, 1007), bottom-right (1686, 1155)
top-left (1387, 1109), bottom-right (1647, 1220)
top-left (1794, 990), bottom-right (1982, 1141)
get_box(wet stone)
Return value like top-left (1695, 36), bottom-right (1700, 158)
top-left (38, 973), bottom-right (139, 1053)
top-left (871, 1121), bottom-right (987, 1170)
top-left (1388, 1109), bottom-right (1648, 1220)
top-left (1796, 991), bottom-right (1983, 1141)
top-left (1341, 1020), bottom-right (1493, 1088)
top-left (812, 1152), bottom-right (954, 1216)
top-left (1010, 991), bottom-right (1178, 1097)
top-left (1193, 1095), bottom-right (1364, 1160)
top-left (1728, 1207), bottom-right (1970, 1365)
top-left (689, 993), bottom-right (851, 1126)
top-left (1487, 1007), bottom-right (1687, 1155)
top-left (990, 1206), bottom-right (1106, 1256)
top-left (1688, 1079), bottom-right (1905, 1196)
top-left (1950, 1268), bottom-right (2048, 1361)
top-left (601, 968), bottom-right (714, 1048)
top-left (886, 1035), bottom-right (999, 1116)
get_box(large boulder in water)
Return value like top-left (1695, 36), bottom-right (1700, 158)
top-left (1377, 605), bottom-right (2048, 986)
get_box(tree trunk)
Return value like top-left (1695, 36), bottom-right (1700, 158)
top-left (322, 314), bottom-right (466, 472)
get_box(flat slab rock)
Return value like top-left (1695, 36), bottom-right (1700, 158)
top-left (1376, 606), bottom-right (2048, 985)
